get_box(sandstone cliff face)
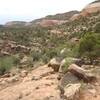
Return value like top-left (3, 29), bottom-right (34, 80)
top-left (70, 1), bottom-right (100, 21)
top-left (82, 2), bottom-right (100, 13)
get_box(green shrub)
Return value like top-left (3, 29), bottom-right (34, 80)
top-left (46, 49), bottom-right (58, 59)
top-left (0, 56), bottom-right (20, 75)
top-left (94, 22), bottom-right (100, 33)
top-left (40, 48), bottom-right (60, 63)
top-left (79, 33), bottom-right (100, 64)
top-left (41, 54), bottom-right (49, 64)
top-left (59, 43), bottom-right (79, 58)
top-left (31, 50), bottom-right (42, 62)
top-left (62, 57), bottom-right (74, 73)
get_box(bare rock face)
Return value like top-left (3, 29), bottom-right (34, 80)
top-left (80, 1), bottom-right (100, 17)
top-left (82, 2), bottom-right (100, 14)
top-left (68, 64), bottom-right (96, 82)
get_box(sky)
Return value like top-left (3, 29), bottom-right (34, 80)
top-left (0, 0), bottom-right (94, 24)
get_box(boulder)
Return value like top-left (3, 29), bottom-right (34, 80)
top-left (59, 72), bottom-right (79, 87)
top-left (68, 64), bottom-right (96, 82)
top-left (64, 83), bottom-right (81, 100)
top-left (58, 72), bottom-right (80, 99)
top-left (48, 58), bottom-right (61, 72)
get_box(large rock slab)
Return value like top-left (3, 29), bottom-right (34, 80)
top-left (68, 64), bottom-right (96, 82)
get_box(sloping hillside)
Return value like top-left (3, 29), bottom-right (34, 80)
top-left (30, 10), bottom-right (79, 27)
top-left (0, 1), bottom-right (100, 100)
top-left (4, 11), bottom-right (79, 27)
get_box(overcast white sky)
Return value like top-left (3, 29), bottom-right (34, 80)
top-left (0, 0), bottom-right (94, 24)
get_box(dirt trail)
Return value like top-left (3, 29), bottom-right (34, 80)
top-left (0, 65), bottom-right (60, 100)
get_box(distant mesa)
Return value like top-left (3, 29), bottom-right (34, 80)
top-left (3, 0), bottom-right (100, 27)
top-left (5, 21), bottom-right (27, 27)
top-left (30, 10), bottom-right (79, 27)
top-left (4, 11), bottom-right (79, 27)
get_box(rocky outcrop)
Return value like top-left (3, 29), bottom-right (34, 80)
top-left (58, 64), bottom-right (98, 100)
top-left (0, 40), bottom-right (31, 55)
